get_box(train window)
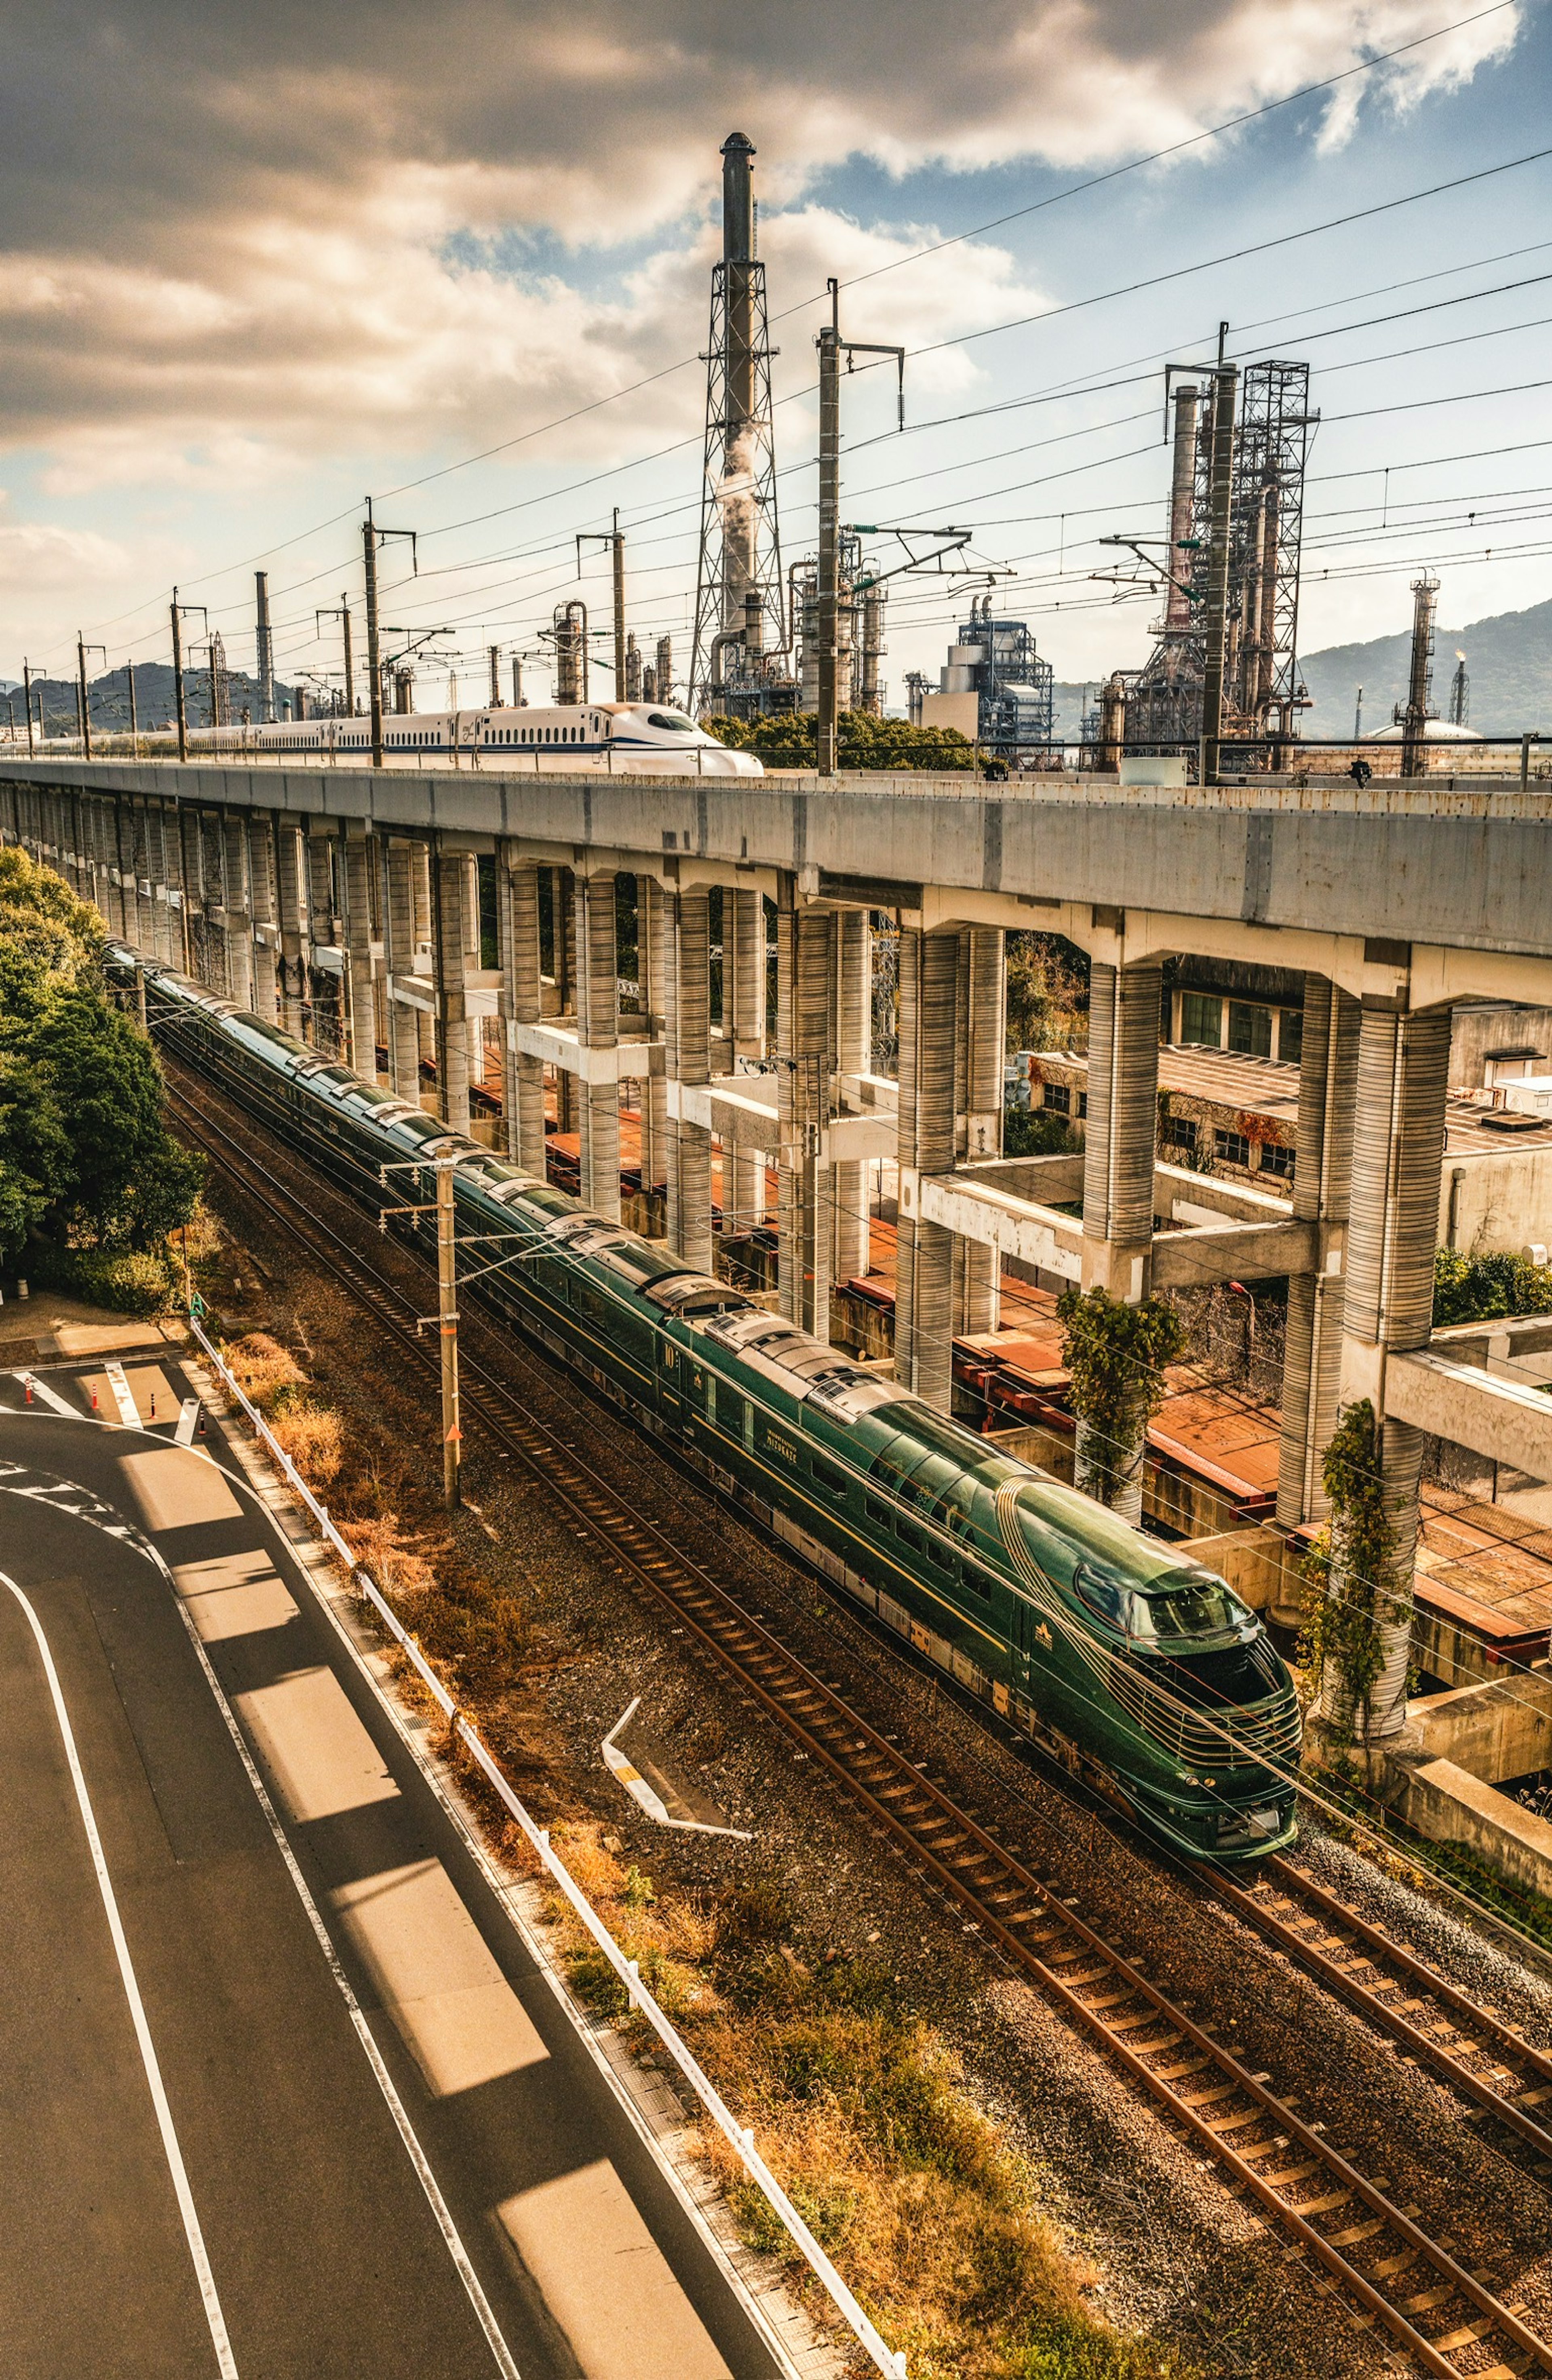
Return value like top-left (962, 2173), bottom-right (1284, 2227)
top-left (809, 1454), bottom-right (849, 1503)
top-left (648, 712), bottom-right (696, 733)
top-left (865, 1497), bottom-right (893, 1529)
top-left (896, 1519), bottom-right (923, 1552)
top-left (719, 1386), bottom-right (746, 1443)
top-left (960, 1562), bottom-right (991, 1601)
top-left (1072, 1561), bottom-right (1129, 1630)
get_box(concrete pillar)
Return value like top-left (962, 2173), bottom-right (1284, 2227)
top-left (833, 907), bottom-right (871, 1286)
top-left (894, 927), bottom-right (958, 1410)
top-left (953, 926), bottom-right (1005, 1335)
top-left (432, 846), bottom-right (477, 1129)
top-left (274, 821), bottom-right (307, 1034)
top-left (777, 899), bottom-right (837, 1338)
top-left (221, 815), bottom-right (253, 1010)
top-left (555, 868), bottom-right (577, 1135)
top-left (666, 889), bottom-right (713, 1272)
top-left (246, 817), bottom-right (278, 1022)
top-left (499, 848), bottom-right (548, 1173)
top-left (1079, 958), bottom-right (1163, 1519)
top-left (729, 887), bottom-right (768, 1234)
top-left (385, 842), bottom-right (422, 1102)
top-left (1320, 1003), bottom-right (1451, 1742)
top-left (340, 828), bottom-right (375, 1074)
top-left (574, 870), bottom-right (621, 1220)
top-left (1277, 975), bottom-right (1360, 1527)
top-left (642, 880), bottom-right (671, 1230)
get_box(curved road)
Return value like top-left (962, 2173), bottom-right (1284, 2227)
top-left (0, 1363), bottom-right (790, 2380)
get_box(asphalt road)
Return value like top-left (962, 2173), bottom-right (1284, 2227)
top-left (0, 1357), bottom-right (788, 2380)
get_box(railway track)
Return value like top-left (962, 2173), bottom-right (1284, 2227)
top-left (166, 1073), bottom-right (1552, 2379)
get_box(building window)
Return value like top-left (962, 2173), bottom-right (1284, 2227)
top-left (1078, 1092), bottom-right (1088, 1119)
top-left (1164, 1115), bottom-right (1198, 1153)
top-left (1042, 1081), bottom-right (1071, 1114)
top-left (1180, 991), bottom-right (1223, 1048)
top-left (1215, 1127), bottom-right (1252, 1168)
top-left (1278, 1006), bottom-right (1304, 1066)
top-left (1228, 1000), bottom-right (1273, 1058)
top-left (1260, 1141), bottom-right (1296, 1181)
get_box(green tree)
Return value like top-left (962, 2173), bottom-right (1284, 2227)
top-left (1433, 1245), bottom-right (1552, 1327)
top-left (1004, 932), bottom-right (1089, 1054)
top-left (702, 709), bottom-right (976, 771)
top-left (1297, 1399), bottom-right (1395, 1744)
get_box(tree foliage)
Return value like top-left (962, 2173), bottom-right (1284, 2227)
top-left (1297, 1399), bottom-right (1395, 1745)
top-left (0, 849), bottom-right (201, 1266)
top-left (1056, 1286), bottom-right (1184, 1508)
top-left (702, 709), bottom-right (976, 771)
top-left (1433, 1245), bottom-right (1552, 1328)
top-left (1004, 932), bottom-right (1090, 1055)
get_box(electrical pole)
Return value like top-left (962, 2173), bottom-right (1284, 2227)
top-left (576, 512), bottom-right (628, 697)
top-left (21, 661), bottom-right (35, 758)
top-left (363, 500), bottom-right (418, 768)
top-left (814, 280), bottom-right (905, 778)
top-left (169, 591), bottom-right (206, 763)
top-left (76, 636), bottom-right (105, 759)
top-left (1197, 326), bottom-right (1238, 788)
top-left (438, 1160), bottom-right (461, 1507)
top-left (316, 597), bottom-right (355, 715)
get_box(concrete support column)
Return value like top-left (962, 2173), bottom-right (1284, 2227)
top-left (666, 889), bottom-right (713, 1272)
top-left (833, 907), bottom-right (871, 1286)
top-left (499, 849), bottom-right (547, 1173)
top-left (431, 846), bottom-right (477, 1129)
top-left (385, 842), bottom-right (422, 1103)
top-left (777, 900), bottom-right (837, 1338)
top-left (246, 817), bottom-right (278, 1023)
top-left (894, 926), bottom-right (958, 1410)
top-left (274, 821), bottom-right (307, 1034)
top-left (1079, 958), bottom-right (1163, 1519)
top-left (730, 887), bottom-right (768, 1233)
top-left (221, 815), bottom-right (253, 1011)
top-left (574, 870), bottom-right (621, 1220)
top-left (131, 802), bottom-right (156, 955)
top-left (642, 881), bottom-right (671, 1230)
top-left (953, 925), bottom-right (1005, 1335)
top-left (1320, 1003), bottom-right (1451, 1742)
top-left (555, 868), bottom-right (577, 1134)
top-left (340, 828), bottom-right (375, 1074)
top-left (1277, 976), bottom-right (1360, 1527)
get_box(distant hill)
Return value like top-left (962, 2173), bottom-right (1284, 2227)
top-left (1297, 594), bottom-right (1552, 739)
top-left (12, 661), bottom-right (299, 736)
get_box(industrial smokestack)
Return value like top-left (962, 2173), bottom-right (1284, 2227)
top-left (1164, 385), bottom-right (1198, 633)
top-left (656, 635), bottom-right (673, 707)
top-left (1400, 572), bottom-right (1439, 779)
top-left (255, 570), bottom-right (275, 722)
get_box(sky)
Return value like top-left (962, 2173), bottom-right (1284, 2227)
top-left (1, 0), bottom-right (1550, 716)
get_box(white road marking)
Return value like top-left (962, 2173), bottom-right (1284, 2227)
top-left (103, 1361), bottom-right (141, 1428)
top-left (12, 1371), bottom-right (77, 1417)
top-left (175, 1398), bottom-right (201, 1447)
top-left (0, 1567), bottom-right (240, 2378)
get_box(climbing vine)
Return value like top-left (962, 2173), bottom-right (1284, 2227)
top-left (1056, 1285), bottom-right (1184, 1509)
top-left (1297, 1398), bottom-right (1395, 1744)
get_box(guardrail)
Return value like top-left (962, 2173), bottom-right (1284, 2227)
top-left (187, 1310), bottom-right (905, 2380)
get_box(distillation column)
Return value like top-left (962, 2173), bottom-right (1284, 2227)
top-left (1080, 958), bottom-right (1164, 1521)
top-left (574, 869), bottom-right (621, 1220)
top-left (1277, 976), bottom-right (1360, 1527)
top-left (894, 928), bottom-right (959, 1411)
top-left (1320, 1002), bottom-right (1451, 1742)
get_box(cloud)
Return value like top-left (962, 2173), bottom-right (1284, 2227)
top-left (0, 0), bottom-right (1519, 492)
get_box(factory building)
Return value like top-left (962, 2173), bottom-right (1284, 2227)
top-left (913, 596), bottom-right (1055, 754)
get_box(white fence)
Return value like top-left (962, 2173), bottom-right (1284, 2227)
top-left (188, 1312), bottom-right (905, 2380)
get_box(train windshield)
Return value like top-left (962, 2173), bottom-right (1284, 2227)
top-left (1129, 1573), bottom-right (1253, 1645)
top-left (647, 711), bottom-right (696, 733)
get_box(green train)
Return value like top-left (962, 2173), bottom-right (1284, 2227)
top-left (118, 948), bottom-right (1301, 1862)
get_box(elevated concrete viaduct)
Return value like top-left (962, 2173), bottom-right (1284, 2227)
top-left (10, 755), bottom-right (1552, 1741)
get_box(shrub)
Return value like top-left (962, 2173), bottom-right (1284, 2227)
top-left (703, 710), bottom-right (975, 772)
top-left (1297, 1398), bottom-right (1395, 1744)
top-left (25, 1240), bottom-right (175, 1315)
top-left (1434, 1246), bottom-right (1552, 1327)
top-left (1056, 1286), bottom-right (1184, 1508)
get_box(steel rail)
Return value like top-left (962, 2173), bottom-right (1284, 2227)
top-left (164, 1074), bottom-right (1552, 2379)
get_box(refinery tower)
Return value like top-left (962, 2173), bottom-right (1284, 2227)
top-left (690, 135), bottom-right (793, 717)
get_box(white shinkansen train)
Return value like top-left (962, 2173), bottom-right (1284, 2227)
top-left (187, 699), bottom-right (763, 775)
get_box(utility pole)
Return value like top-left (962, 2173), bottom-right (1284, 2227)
top-left (316, 596), bottom-right (355, 715)
top-left (577, 511), bottom-right (628, 697)
top-left (363, 500), bottom-right (418, 767)
top-left (815, 280), bottom-right (905, 777)
top-left (380, 1158), bottom-right (461, 1508)
top-left (21, 661), bottom-right (35, 758)
top-left (76, 635), bottom-right (105, 759)
top-left (1197, 325), bottom-right (1238, 788)
top-left (170, 590), bottom-right (207, 764)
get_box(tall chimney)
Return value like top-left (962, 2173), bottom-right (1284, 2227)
top-left (255, 570), bottom-right (276, 722)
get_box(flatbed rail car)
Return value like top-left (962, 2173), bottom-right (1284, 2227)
top-left (120, 949), bottom-right (1301, 1861)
